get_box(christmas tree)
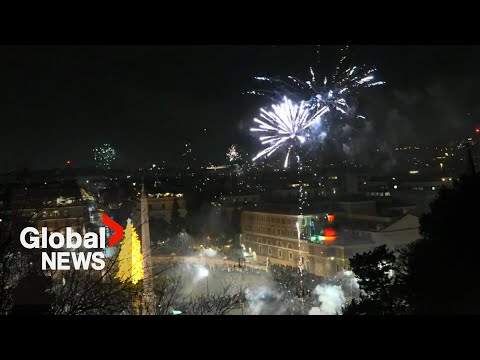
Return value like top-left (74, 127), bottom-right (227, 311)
top-left (116, 219), bottom-right (144, 285)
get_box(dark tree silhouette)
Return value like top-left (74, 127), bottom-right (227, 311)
top-left (11, 274), bottom-right (54, 315)
top-left (345, 174), bottom-right (480, 315)
top-left (406, 174), bottom-right (480, 314)
top-left (343, 245), bottom-right (405, 315)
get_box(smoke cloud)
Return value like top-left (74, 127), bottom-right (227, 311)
top-left (309, 284), bottom-right (346, 315)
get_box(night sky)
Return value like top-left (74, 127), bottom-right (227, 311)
top-left (1, 45), bottom-right (479, 172)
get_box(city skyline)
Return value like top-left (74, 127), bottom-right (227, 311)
top-left (2, 45), bottom-right (480, 316)
top-left (1, 45), bottom-right (479, 171)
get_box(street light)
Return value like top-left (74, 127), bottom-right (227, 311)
top-left (199, 267), bottom-right (209, 295)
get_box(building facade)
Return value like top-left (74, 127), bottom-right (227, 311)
top-left (143, 192), bottom-right (187, 223)
top-left (337, 213), bottom-right (420, 261)
top-left (27, 202), bottom-right (87, 235)
top-left (241, 210), bottom-right (346, 278)
top-left (241, 208), bottom-right (420, 279)
top-left (6, 182), bottom-right (89, 235)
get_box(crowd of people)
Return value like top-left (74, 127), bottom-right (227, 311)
top-left (204, 263), bottom-right (266, 276)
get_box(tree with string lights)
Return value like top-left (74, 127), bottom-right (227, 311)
top-left (116, 219), bottom-right (144, 285)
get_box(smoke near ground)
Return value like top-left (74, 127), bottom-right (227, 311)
top-left (200, 248), bottom-right (218, 257)
top-left (309, 284), bottom-right (345, 315)
top-left (163, 263), bottom-right (355, 315)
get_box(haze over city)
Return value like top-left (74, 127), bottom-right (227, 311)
top-left (1, 45), bottom-right (479, 316)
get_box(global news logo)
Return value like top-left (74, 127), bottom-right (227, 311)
top-left (19, 213), bottom-right (124, 271)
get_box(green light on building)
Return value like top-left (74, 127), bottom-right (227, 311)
top-left (310, 235), bottom-right (325, 244)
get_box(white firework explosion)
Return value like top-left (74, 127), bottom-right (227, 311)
top-left (251, 96), bottom-right (329, 167)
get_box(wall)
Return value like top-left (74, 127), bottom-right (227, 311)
top-left (147, 196), bottom-right (187, 223)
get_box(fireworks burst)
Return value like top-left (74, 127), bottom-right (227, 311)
top-left (249, 46), bottom-right (386, 167)
top-left (226, 145), bottom-right (241, 162)
top-left (249, 46), bottom-right (384, 117)
top-left (248, 46), bottom-right (384, 313)
top-left (251, 97), bottom-right (329, 167)
top-left (93, 144), bottom-right (116, 170)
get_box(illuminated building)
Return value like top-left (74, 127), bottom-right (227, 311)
top-left (240, 209), bottom-right (345, 278)
top-left (143, 192), bottom-right (187, 223)
top-left (7, 181), bottom-right (88, 235)
top-left (240, 198), bottom-right (421, 278)
top-left (364, 176), bottom-right (454, 215)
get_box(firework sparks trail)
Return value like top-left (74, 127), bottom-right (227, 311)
top-left (250, 97), bottom-right (329, 167)
top-left (248, 46), bottom-right (385, 314)
top-left (296, 154), bottom-right (307, 311)
top-left (284, 146), bottom-right (292, 169)
top-left (248, 46), bottom-right (385, 118)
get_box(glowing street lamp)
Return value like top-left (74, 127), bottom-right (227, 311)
top-left (199, 267), bottom-right (209, 295)
top-left (198, 267), bottom-right (209, 278)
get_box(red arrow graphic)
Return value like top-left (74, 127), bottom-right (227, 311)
top-left (102, 213), bottom-right (124, 247)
